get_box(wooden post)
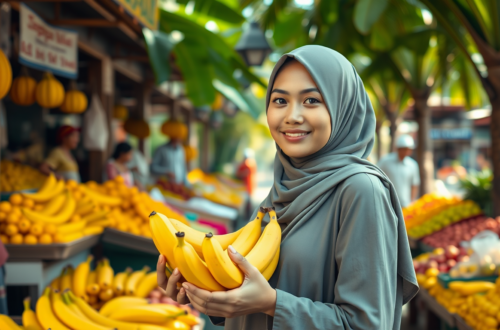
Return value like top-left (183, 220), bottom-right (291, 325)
top-left (136, 82), bottom-right (152, 155)
top-left (201, 122), bottom-right (210, 172)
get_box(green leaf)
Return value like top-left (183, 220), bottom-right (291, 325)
top-left (143, 29), bottom-right (176, 85)
top-left (273, 11), bottom-right (305, 47)
top-left (213, 80), bottom-right (262, 119)
top-left (175, 0), bottom-right (245, 24)
top-left (353, 0), bottom-right (389, 34)
top-left (369, 21), bottom-right (394, 51)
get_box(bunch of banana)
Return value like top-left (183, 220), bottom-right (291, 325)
top-left (150, 207), bottom-right (281, 291)
top-left (0, 174), bottom-right (112, 245)
top-left (0, 160), bottom-right (46, 192)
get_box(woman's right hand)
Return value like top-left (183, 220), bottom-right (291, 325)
top-left (157, 255), bottom-right (190, 304)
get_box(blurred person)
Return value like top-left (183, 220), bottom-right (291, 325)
top-left (476, 153), bottom-right (491, 172)
top-left (40, 125), bottom-right (81, 182)
top-left (378, 134), bottom-right (420, 207)
top-left (236, 148), bottom-right (257, 196)
top-left (151, 135), bottom-right (188, 189)
top-left (106, 142), bottom-right (136, 188)
top-left (128, 148), bottom-right (150, 190)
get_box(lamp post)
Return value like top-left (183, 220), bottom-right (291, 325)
top-left (235, 22), bottom-right (272, 67)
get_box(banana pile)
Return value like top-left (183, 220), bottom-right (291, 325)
top-left (150, 207), bottom-right (281, 291)
top-left (0, 160), bottom-right (46, 192)
top-left (0, 289), bottom-right (199, 330)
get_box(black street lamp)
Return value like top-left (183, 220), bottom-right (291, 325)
top-left (235, 22), bottom-right (272, 67)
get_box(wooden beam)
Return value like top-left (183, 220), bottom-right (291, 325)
top-left (112, 55), bottom-right (149, 62)
top-left (83, 0), bottom-right (115, 21)
top-left (9, 0), bottom-right (81, 2)
top-left (49, 19), bottom-right (119, 27)
top-left (113, 60), bottom-right (143, 83)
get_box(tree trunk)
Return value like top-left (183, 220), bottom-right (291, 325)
top-left (388, 115), bottom-right (398, 153)
top-left (413, 95), bottom-right (434, 196)
top-left (375, 122), bottom-right (382, 161)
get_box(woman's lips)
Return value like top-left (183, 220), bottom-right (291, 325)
top-left (281, 131), bottom-right (310, 142)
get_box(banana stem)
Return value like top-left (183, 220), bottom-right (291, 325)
top-left (23, 297), bottom-right (31, 311)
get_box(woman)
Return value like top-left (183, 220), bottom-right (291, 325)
top-left (40, 125), bottom-right (81, 182)
top-left (157, 46), bottom-right (418, 329)
top-left (106, 142), bottom-right (134, 187)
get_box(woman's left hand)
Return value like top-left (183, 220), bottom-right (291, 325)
top-left (182, 246), bottom-right (277, 318)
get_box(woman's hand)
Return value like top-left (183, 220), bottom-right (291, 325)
top-left (182, 246), bottom-right (277, 318)
top-left (156, 255), bottom-right (190, 304)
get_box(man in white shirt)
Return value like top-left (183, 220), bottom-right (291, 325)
top-left (378, 135), bottom-right (420, 207)
top-left (151, 138), bottom-right (188, 186)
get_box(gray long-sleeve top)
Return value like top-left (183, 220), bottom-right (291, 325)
top-left (150, 143), bottom-right (187, 184)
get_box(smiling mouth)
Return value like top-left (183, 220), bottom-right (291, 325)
top-left (282, 132), bottom-right (310, 137)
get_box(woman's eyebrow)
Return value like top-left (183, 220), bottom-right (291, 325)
top-left (270, 88), bottom-right (289, 95)
top-left (299, 88), bottom-right (320, 94)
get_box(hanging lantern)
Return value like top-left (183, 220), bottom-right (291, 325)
top-left (36, 72), bottom-right (65, 108)
top-left (123, 118), bottom-right (150, 139)
top-left (10, 67), bottom-right (37, 106)
top-left (210, 110), bottom-right (224, 129)
top-left (0, 49), bottom-right (12, 100)
top-left (161, 119), bottom-right (188, 141)
top-left (113, 104), bottom-right (128, 120)
top-left (211, 93), bottom-right (224, 110)
top-left (60, 81), bottom-right (88, 113)
top-left (194, 105), bottom-right (211, 121)
top-left (184, 145), bottom-right (198, 162)
top-left (234, 22), bottom-right (272, 67)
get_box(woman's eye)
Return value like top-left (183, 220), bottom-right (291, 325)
top-left (304, 98), bottom-right (320, 104)
top-left (273, 98), bottom-right (287, 105)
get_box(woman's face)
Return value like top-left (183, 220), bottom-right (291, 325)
top-left (267, 61), bottom-right (331, 158)
top-left (63, 131), bottom-right (80, 150)
top-left (119, 150), bottom-right (133, 163)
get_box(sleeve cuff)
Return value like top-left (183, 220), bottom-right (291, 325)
top-left (272, 289), bottom-right (294, 329)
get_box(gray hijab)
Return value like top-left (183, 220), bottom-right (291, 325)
top-left (256, 45), bottom-right (418, 301)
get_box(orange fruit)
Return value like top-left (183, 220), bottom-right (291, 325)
top-left (10, 207), bottom-right (22, 216)
top-left (0, 201), bottom-right (12, 213)
top-left (9, 194), bottom-right (23, 205)
top-left (30, 223), bottom-right (44, 236)
top-left (34, 204), bottom-right (44, 211)
top-left (0, 212), bottom-right (6, 222)
top-left (22, 198), bottom-right (35, 209)
top-left (17, 219), bottom-right (31, 234)
top-left (0, 235), bottom-right (8, 244)
top-left (72, 190), bottom-right (83, 201)
top-left (5, 224), bottom-right (19, 236)
top-left (114, 176), bottom-right (125, 184)
top-left (70, 215), bottom-right (81, 223)
top-left (117, 223), bottom-right (128, 232)
top-left (6, 213), bottom-right (20, 224)
top-left (39, 234), bottom-right (53, 244)
top-left (24, 234), bottom-right (38, 245)
top-left (0, 223), bottom-right (6, 234)
top-left (66, 180), bottom-right (78, 190)
top-left (10, 234), bottom-right (23, 244)
top-left (44, 223), bottom-right (57, 235)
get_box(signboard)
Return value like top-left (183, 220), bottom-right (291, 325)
top-left (19, 4), bottom-right (78, 78)
top-left (113, 0), bottom-right (158, 30)
top-left (430, 128), bottom-right (472, 140)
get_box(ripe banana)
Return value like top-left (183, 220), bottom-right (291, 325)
top-left (83, 226), bottom-right (105, 236)
top-left (262, 247), bottom-right (280, 281)
top-left (36, 173), bottom-right (57, 194)
top-left (22, 297), bottom-right (43, 330)
top-left (99, 296), bottom-right (148, 317)
top-left (97, 258), bottom-right (114, 290)
top-left (134, 271), bottom-right (158, 298)
top-left (76, 201), bottom-right (95, 216)
top-left (23, 177), bottom-right (64, 202)
top-left (36, 288), bottom-right (70, 330)
top-left (86, 270), bottom-right (100, 295)
top-left (169, 217), bottom-right (244, 256)
top-left (54, 231), bottom-right (84, 243)
top-left (112, 267), bottom-right (132, 295)
top-left (40, 193), bottom-right (66, 215)
top-left (149, 211), bottom-right (178, 270)
top-left (81, 185), bottom-right (121, 206)
top-left (108, 305), bottom-right (185, 324)
top-left (49, 275), bottom-right (61, 291)
top-left (82, 210), bottom-right (109, 223)
top-left (174, 232), bottom-right (226, 291)
top-left (230, 207), bottom-right (265, 256)
top-left (246, 208), bottom-right (282, 273)
top-left (99, 288), bottom-right (114, 301)
top-left (125, 266), bottom-right (150, 296)
top-left (52, 290), bottom-right (110, 330)
top-left (164, 319), bottom-right (191, 330)
top-left (60, 266), bottom-right (74, 292)
top-left (202, 233), bottom-right (243, 289)
top-left (73, 255), bottom-right (93, 299)
top-left (0, 314), bottom-right (22, 330)
top-left (23, 192), bottom-right (76, 224)
top-left (67, 291), bottom-right (138, 330)
top-left (57, 220), bottom-right (87, 235)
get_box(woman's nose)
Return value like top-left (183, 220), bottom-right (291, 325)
top-left (284, 103), bottom-right (304, 125)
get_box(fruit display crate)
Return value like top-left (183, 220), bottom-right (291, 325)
top-left (0, 189), bottom-right (36, 201)
top-left (418, 288), bottom-right (455, 327)
top-left (454, 314), bottom-right (474, 330)
top-left (102, 228), bottom-right (158, 255)
top-left (4, 234), bottom-right (100, 261)
top-left (438, 273), bottom-right (497, 289)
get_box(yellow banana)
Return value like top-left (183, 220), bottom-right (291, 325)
top-left (22, 297), bottom-right (43, 330)
top-left (82, 210), bottom-right (109, 223)
top-left (40, 193), bottom-right (66, 215)
top-left (246, 208), bottom-right (282, 273)
top-left (99, 288), bottom-right (114, 301)
top-left (125, 266), bottom-right (150, 296)
top-left (149, 211), bottom-right (178, 270)
top-left (99, 296), bottom-right (149, 317)
top-left (60, 265), bottom-right (74, 292)
top-left (169, 217), bottom-right (244, 255)
top-left (57, 220), bottom-right (87, 235)
top-left (52, 290), bottom-right (111, 330)
top-left (174, 232), bottom-right (226, 291)
top-left (76, 201), bottom-right (95, 216)
top-left (50, 276), bottom-right (61, 291)
top-left (230, 208), bottom-right (265, 256)
top-left (0, 314), bottom-right (22, 330)
top-left (84, 226), bottom-right (105, 236)
top-left (36, 288), bottom-right (70, 330)
top-left (148, 303), bottom-right (184, 314)
top-left (81, 185), bottom-right (121, 206)
top-left (164, 319), bottom-right (191, 330)
top-left (202, 233), bottom-right (244, 289)
top-left (134, 271), bottom-right (158, 298)
top-left (23, 192), bottom-right (76, 224)
top-left (73, 255), bottom-right (93, 299)
top-left (97, 258), bottom-right (114, 290)
top-left (112, 267), bottom-right (132, 295)
top-left (262, 247), bottom-right (280, 281)
top-left (23, 179), bottom-right (65, 202)
top-left (86, 270), bottom-right (101, 295)
top-left (54, 231), bottom-right (84, 243)
top-left (108, 305), bottom-right (185, 324)
top-left (36, 173), bottom-right (57, 194)
top-left (176, 314), bottom-right (199, 326)
top-left (67, 292), bottom-right (138, 330)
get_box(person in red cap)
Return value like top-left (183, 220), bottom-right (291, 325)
top-left (40, 125), bottom-right (81, 182)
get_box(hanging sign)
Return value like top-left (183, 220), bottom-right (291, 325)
top-left (19, 3), bottom-right (78, 78)
top-left (113, 0), bottom-right (158, 30)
